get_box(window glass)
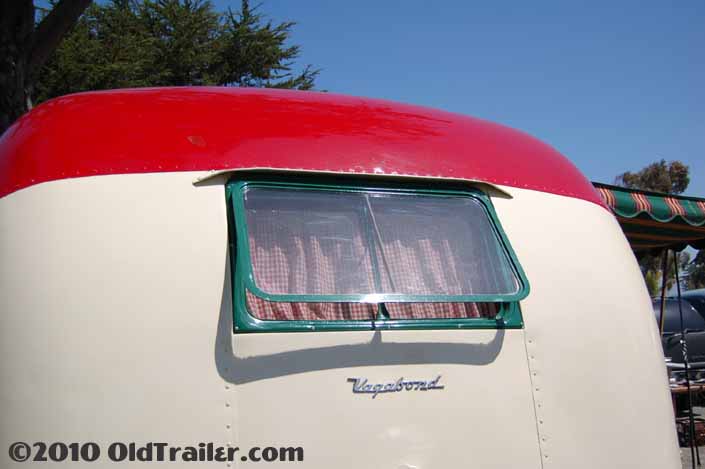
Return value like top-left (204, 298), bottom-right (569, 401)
top-left (243, 187), bottom-right (520, 299)
top-left (244, 189), bottom-right (377, 295)
top-left (366, 193), bottom-right (519, 296)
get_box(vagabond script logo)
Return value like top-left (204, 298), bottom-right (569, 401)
top-left (347, 376), bottom-right (444, 398)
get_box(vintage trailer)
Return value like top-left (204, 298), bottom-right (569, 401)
top-left (0, 88), bottom-right (679, 468)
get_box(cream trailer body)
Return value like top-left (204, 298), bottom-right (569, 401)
top-left (0, 88), bottom-right (678, 468)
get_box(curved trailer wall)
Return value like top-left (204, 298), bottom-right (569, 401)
top-left (0, 88), bottom-right (679, 468)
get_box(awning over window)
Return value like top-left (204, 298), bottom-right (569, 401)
top-left (594, 182), bottom-right (705, 252)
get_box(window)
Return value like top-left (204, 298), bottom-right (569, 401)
top-left (227, 178), bottom-right (529, 332)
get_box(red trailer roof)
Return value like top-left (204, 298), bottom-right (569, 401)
top-left (0, 87), bottom-right (602, 206)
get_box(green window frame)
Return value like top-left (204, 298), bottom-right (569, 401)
top-left (225, 176), bottom-right (529, 332)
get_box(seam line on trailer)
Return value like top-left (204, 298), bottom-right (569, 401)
top-left (219, 254), bottom-right (236, 467)
top-left (523, 328), bottom-right (548, 468)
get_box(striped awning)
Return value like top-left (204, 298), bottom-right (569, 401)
top-left (593, 183), bottom-right (705, 252)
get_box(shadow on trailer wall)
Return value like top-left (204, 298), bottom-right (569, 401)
top-left (594, 182), bottom-right (705, 468)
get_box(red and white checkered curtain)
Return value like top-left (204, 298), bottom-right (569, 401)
top-left (247, 209), bottom-right (377, 295)
top-left (369, 199), bottom-right (499, 318)
top-left (246, 290), bottom-right (376, 321)
top-left (369, 202), bottom-right (498, 296)
top-left (246, 208), bottom-right (378, 320)
top-left (245, 200), bottom-right (498, 321)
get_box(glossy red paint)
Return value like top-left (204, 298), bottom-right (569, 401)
top-left (0, 87), bottom-right (603, 206)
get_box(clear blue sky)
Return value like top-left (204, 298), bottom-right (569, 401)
top-left (215, 0), bottom-right (703, 197)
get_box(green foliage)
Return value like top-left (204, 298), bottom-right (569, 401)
top-left (644, 269), bottom-right (660, 297)
top-left (688, 251), bottom-right (705, 290)
top-left (213, 1), bottom-right (318, 89)
top-left (34, 0), bottom-right (318, 103)
top-left (35, 1), bottom-right (159, 102)
top-left (639, 250), bottom-right (690, 297)
top-left (614, 159), bottom-right (690, 195)
top-left (614, 159), bottom-right (693, 296)
top-left (141, 0), bottom-right (220, 85)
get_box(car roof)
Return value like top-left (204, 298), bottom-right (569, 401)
top-left (683, 289), bottom-right (705, 298)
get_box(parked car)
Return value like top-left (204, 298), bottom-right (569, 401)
top-left (683, 288), bottom-right (705, 315)
top-left (653, 296), bottom-right (705, 368)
